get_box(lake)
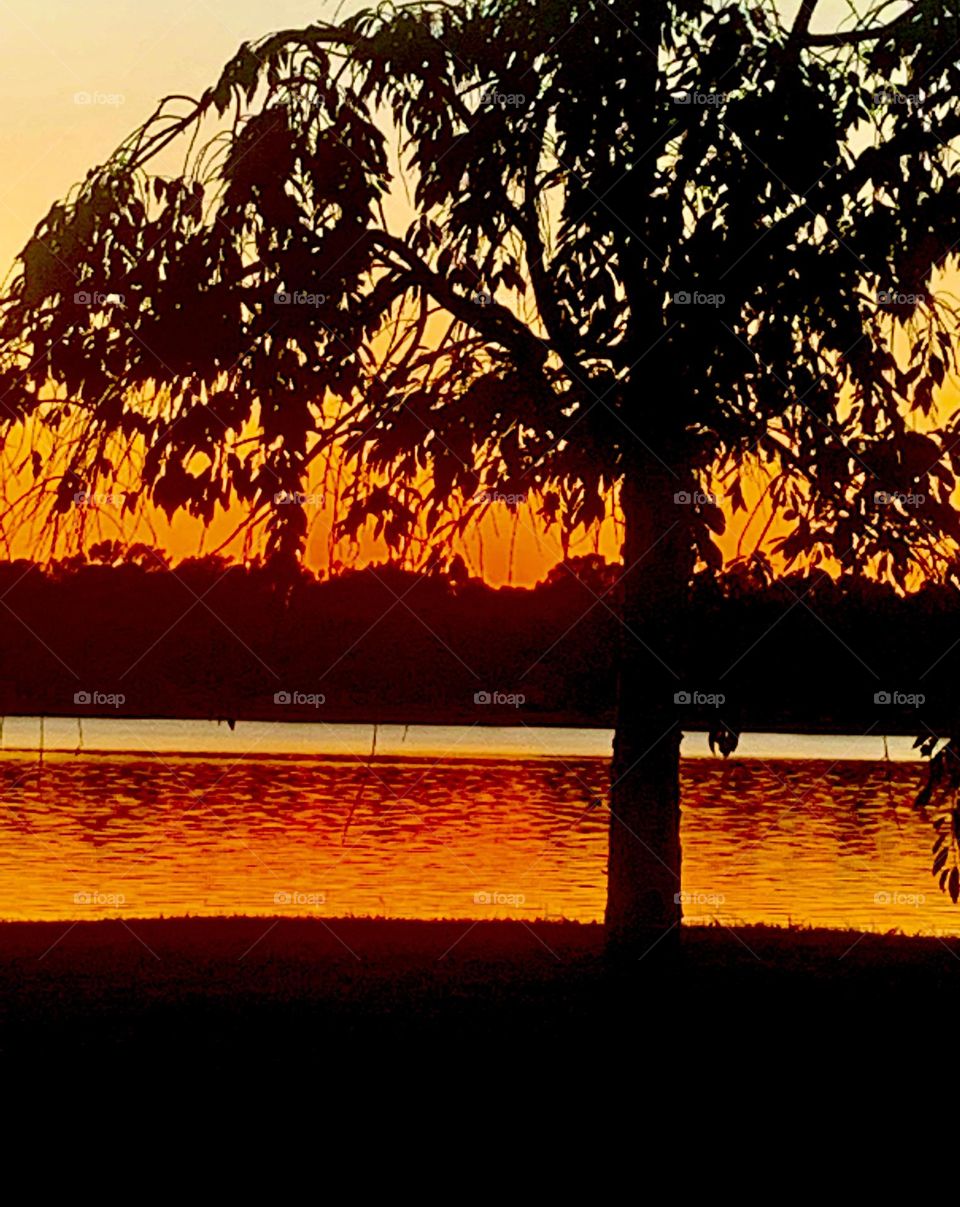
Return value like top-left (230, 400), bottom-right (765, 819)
top-left (0, 718), bottom-right (951, 936)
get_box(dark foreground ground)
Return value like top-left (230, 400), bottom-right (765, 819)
top-left (1, 916), bottom-right (957, 1080)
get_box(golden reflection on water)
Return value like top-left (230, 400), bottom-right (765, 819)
top-left (0, 751), bottom-right (949, 936)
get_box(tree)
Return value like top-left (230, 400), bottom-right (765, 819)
top-left (3, 0), bottom-right (960, 951)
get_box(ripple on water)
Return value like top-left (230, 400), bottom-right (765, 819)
top-left (0, 751), bottom-right (950, 935)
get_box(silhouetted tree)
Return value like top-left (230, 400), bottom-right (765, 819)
top-left (88, 540), bottom-right (124, 566)
top-left (125, 542), bottom-right (170, 569)
top-left (4, 0), bottom-right (960, 950)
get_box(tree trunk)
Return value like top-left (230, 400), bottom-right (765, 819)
top-left (605, 457), bottom-right (694, 957)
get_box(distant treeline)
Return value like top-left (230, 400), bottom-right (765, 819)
top-left (0, 548), bottom-right (957, 734)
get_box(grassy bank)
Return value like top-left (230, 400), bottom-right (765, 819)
top-left (1, 915), bottom-right (958, 1072)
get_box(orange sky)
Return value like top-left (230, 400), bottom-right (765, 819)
top-left (0, 0), bottom-right (948, 585)
top-left (0, 0), bottom-right (628, 583)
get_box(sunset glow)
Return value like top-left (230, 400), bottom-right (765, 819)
top-left (3, 0), bottom-right (960, 1065)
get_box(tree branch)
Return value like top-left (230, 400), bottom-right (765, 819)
top-left (734, 104), bottom-right (960, 296)
top-left (786, 0), bottom-right (822, 53)
top-left (370, 230), bottom-right (550, 370)
top-left (804, 2), bottom-right (919, 47)
top-left (512, 149), bottom-right (584, 381)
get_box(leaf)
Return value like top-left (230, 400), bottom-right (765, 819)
top-left (21, 237), bottom-right (71, 305)
top-left (702, 502), bottom-right (726, 536)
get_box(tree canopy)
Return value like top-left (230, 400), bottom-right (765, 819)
top-left (3, 0), bottom-right (960, 584)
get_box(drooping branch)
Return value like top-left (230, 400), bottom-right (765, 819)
top-left (120, 23), bottom-right (365, 175)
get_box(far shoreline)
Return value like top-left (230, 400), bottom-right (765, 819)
top-left (0, 718), bottom-right (937, 762)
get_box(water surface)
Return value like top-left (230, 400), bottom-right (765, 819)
top-left (0, 719), bottom-right (949, 936)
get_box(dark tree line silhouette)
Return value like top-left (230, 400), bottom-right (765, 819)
top-left (1, 551), bottom-right (957, 738)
